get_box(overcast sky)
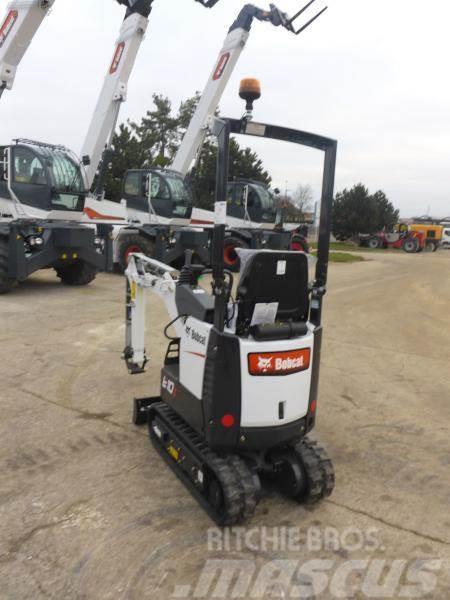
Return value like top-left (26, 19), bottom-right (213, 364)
top-left (2, 0), bottom-right (450, 217)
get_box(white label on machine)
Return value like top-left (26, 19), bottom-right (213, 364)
top-left (214, 201), bottom-right (227, 225)
top-left (277, 260), bottom-right (287, 275)
top-left (250, 302), bottom-right (279, 327)
top-left (152, 424), bottom-right (162, 439)
top-left (246, 122), bottom-right (266, 137)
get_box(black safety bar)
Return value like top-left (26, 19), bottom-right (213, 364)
top-left (213, 117), bottom-right (337, 328)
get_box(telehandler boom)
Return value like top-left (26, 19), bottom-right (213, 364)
top-left (0, 0), bottom-right (55, 100)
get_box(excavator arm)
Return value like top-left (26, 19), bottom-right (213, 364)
top-left (171, 1), bottom-right (327, 178)
top-left (0, 0), bottom-right (55, 99)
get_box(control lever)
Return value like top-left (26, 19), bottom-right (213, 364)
top-left (179, 250), bottom-right (204, 286)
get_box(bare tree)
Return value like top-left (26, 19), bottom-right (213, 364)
top-left (292, 184), bottom-right (314, 218)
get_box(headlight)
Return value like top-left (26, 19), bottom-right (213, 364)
top-left (94, 237), bottom-right (102, 247)
top-left (27, 236), bottom-right (44, 247)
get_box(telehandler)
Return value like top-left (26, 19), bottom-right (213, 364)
top-left (0, 0), bottom-right (218, 293)
top-left (108, 2), bottom-right (327, 268)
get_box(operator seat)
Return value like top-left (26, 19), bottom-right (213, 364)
top-left (235, 251), bottom-right (310, 340)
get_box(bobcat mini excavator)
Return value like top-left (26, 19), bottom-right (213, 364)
top-left (123, 86), bottom-right (337, 525)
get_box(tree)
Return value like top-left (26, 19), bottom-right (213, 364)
top-left (103, 123), bottom-right (145, 201)
top-left (102, 93), bottom-right (272, 203)
top-left (130, 94), bottom-right (178, 167)
top-left (193, 138), bottom-right (271, 209)
top-left (332, 184), bottom-right (399, 240)
top-left (292, 184), bottom-right (314, 219)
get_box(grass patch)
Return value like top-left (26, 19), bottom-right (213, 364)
top-left (312, 251), bottom-right (365, 263)
top-left (330, 252), bottom-right (365, 263)
top-left (311, 241), bottom-right (391, 253)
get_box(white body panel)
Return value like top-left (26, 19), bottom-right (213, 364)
top-left (80, 12), bottom-right (149, 188)
top-left (126, 206), bottom-right (190, 228)
top-left (83, 196), bottom-right (128, 224)
top-left (0, 0), bottom-right (54, 93)
top-left (190, 206), bottom-right (299, 232)
top-left (178, 316), bottom-right (314, 429)
top-left (172, 27), bottom-right (250, 177)
top-left (239, 333), bottom-right (314, 428)
top-left (179, 317), bottom-right (212, 398)
top-left (0, 193), bottom-right (83, 222)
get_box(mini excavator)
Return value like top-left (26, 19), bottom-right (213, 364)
top-left (123, 83), bottom-right (337, 525)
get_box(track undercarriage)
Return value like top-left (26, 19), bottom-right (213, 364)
top-left (134, 399), bottom-right (335, 525)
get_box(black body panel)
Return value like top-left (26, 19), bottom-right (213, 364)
top-left (306, 325), bottom-right (322, 432)
top-left (161, 364), bottom-right (204, 434)
top-left (202, 328), bottom-right (242, 451)
top-left (176, 285), bottom-right (215, 323)
top-left (133, 225), bottom-right (210, 265)
top-left (239, 417), bottom-right (307, 451)
top-left (0, 220), bottom-right (112, 280)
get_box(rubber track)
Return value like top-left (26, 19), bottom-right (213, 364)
top-left (294, 438), bottom-right (335, 504)
top-left (148, 402), bottom-right (258, 526)
top-left (227, 455), bottom-right (259, 520)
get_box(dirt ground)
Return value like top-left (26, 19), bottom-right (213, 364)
top-left (0, 250), bottom-right (449, 599)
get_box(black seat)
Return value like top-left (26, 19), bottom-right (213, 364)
top-left (235, 251), bottom-right (310, 339)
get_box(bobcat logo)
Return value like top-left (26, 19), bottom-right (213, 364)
top-left (257, 356), bottom-right (273, 373)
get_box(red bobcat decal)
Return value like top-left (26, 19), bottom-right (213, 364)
top-left (248, 349), bottom-right (311, 376)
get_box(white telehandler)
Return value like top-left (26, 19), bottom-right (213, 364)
top-left (110, 2), bottom-right (327, 270)
top-left (0, 0), bottom-right (219, 292)
top-left (79, 0), bottom-right (221, 270)
top-left (0, 0), bottom-right (113, 293)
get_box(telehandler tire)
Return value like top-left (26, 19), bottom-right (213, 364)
top-left (118, 235), bottom-right (155, 272)
top-left (56, 260), bottom-right (97, 286)
top-left (223, 236), bottom-right (248, 272)
top-left (0, 237), bottom-right (15, 295)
